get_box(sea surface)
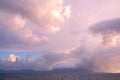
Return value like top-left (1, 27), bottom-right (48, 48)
top-left (0, 73), bottom-right (120, 80)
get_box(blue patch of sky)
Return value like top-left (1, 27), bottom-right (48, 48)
top-left (0, 50), bottom-right (41, 61)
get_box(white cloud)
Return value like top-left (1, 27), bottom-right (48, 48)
top-left (0, 0), bottom-right (71, 50)
top-left (8, 54), bottom-right (19, 62)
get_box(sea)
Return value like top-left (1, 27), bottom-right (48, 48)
top-left (0, 73), bottom-right (120, 80)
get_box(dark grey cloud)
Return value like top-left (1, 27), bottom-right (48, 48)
top-left (89, 18), bottom-right (120, 46)
top-left (90, 18), bottom-right (120, 34)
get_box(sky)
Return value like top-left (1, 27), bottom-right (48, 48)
top-left (0, 0), bottom-right (120, 73)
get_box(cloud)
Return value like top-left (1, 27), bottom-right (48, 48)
top-left (0, 0), bottom-right (71, 33)
top-left (88, 18), bottom-right (120, 73)
top-left (0, 39), bottom-right (120, 73)
top-left (90, 18), bottom-right (120, 46)
top-left (0, 50), bottom-right (92, 71)
top-left (91, 46), bottom-right (120, 73)
top-left (1, 0), bottom-right (120, 73)
top-left (90, 18), bottom-right (120, 34)
top-left (8, 54), bottom-right (19, 62)
top-left (0, 0), bottom-right (71, 50)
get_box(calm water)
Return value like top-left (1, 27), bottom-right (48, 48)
top-left (0, 73), bottom-right (120, 80)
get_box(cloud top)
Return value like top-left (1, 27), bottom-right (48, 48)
top-left (0, 0), bottom-right (71, 50)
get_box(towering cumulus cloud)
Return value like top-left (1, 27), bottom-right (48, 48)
top-left (0, 0), bottom-right (120, 73)
top-left (89, 18), bottom-right (120, 73)
top-left (0, 0), bottom-right (71, 50)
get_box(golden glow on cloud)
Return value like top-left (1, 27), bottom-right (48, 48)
top-left (51, 5), bottom-right (71, 22)
top-left (105, 37), bottom-right (117, 46)
top-left (64, 6), bottom-right (71, 19)
top-left (103, 68), bottom-right (120, 73)
top-left (109, 37), bottom-right (117, 46)
top-left (50, 26), bottom-right (60, 33)
top-left (112, 70), bottom-right (120, 73)
top-left (50, 0), bottom-right (71, 24)
top-left (102, 35), bottom-right (120, 47)
top-left (44, 25), bottom-right (60, 34)
top-left (8, 54), bottom-right (17, 62)
top-left (93, 53), bottom-right (120, 73)
top-left (52, 10), bottom-right (62, 20)
top-left (96, 69), bottom-right (120, 73)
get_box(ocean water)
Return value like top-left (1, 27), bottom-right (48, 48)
top-left (0, 73), bottom-right (120, 80)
